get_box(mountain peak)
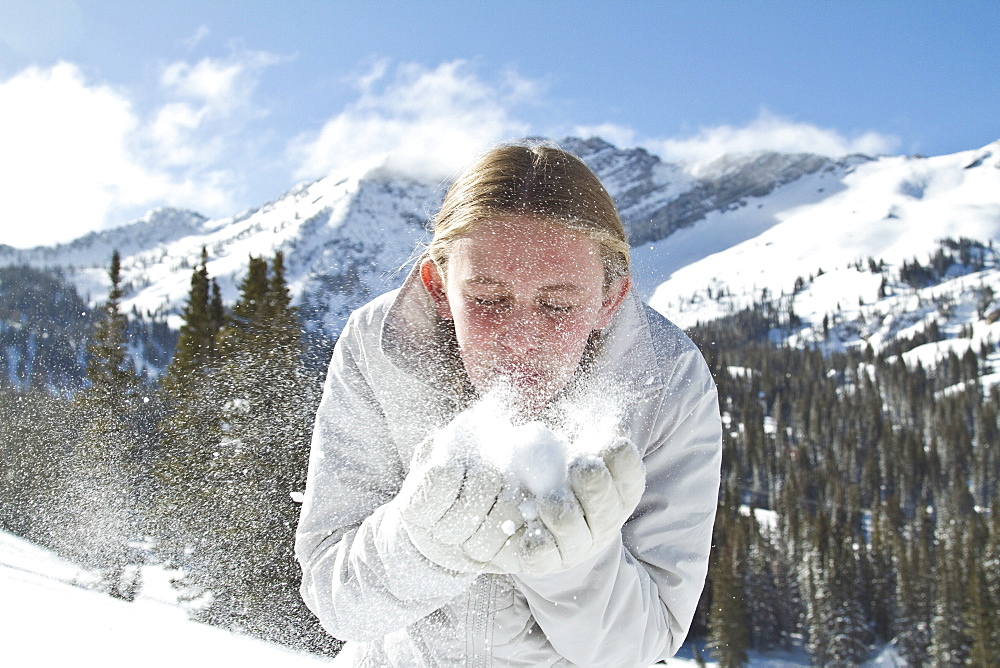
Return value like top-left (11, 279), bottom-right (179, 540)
top-left (559, 135), bottom-right (619, 157)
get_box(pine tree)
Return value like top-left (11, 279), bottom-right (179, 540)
top-left (930, 540), bottom-right (971, 664)
top-left (707, 480), bottom-right (750, 667)
top-left (824, 523), bottom-right (872, 665)
top-left (743, 510), bottom-right (787, 651)
top-left (155, 252), bottom-right (330, 651)
top-left (83, 250), bottom-right (139, 407)
top-left (799, 500), bottom-right (873, 666)
top-left (868, 497), bottom-right (898, 641)
top-left (211, 252), bottom-right (319, 644)
top-left (0, 386), bottom-right (77, 549)
top-left (707, 538), bottom-right (750, 667)
top-left (895, 506), bottom-right (934, 666)
top-left (929, 498), bottom-right (973, 664)
top-left (167, 247), bottom-right (223, 373)
top-left (67, 250), bottom-right (147, 599)
top-left (152, 249), bottom-right (226, 605)
top-left (964, 512), bottom-right (1000, 665)
top-left (802, 543), bottom-right (834, 664)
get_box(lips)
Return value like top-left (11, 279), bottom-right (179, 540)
top-left (496, 362), bottom-right (545, 386)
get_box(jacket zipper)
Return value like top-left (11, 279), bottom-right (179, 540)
top-left (467, 574), bottom-right (495, 667)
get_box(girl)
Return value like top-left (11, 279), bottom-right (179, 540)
top-left (295, 143), bottom-right (722, 666)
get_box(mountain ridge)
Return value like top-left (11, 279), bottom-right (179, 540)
top-left (1, 137), bottom-right (998, 365)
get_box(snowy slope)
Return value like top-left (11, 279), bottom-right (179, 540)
top-left (0, 529), bottom-right (328, 667)
top-left (644, 142), bottom-right (1000, 322)
top-left (2, 529), bottom-right (906, 666)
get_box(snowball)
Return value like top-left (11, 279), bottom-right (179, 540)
top-left (428, 384), bottom-right (626, 510)
top-left (502, 421), bottom-right (568, 497)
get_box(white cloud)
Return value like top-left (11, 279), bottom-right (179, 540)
top-left (180, 25), bottom-right (210, 51)
top-left (0, 52), bottom-right (282, 248)
top-left (0, 63), bottom-right (159, 247)
top-left (290, 60), bottom-right (539, 182)
top-left (646, 111), bottom-right (900, 169)
top-left (160, 51), bottom-right (280, 113)
top-left (148, 52), bottom-right (282, 165)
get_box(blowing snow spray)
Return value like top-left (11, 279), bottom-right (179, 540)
top-left (429, 383), bottom-right (623, 525)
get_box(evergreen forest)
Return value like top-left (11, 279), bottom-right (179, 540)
top-left (1, 250), bottom-right (339, 656)
top-left (1, 246), bottom-right (998, 665)
top-left (688, 290), bottom-right (1000, 665)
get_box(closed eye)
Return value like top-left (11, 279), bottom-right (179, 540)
top-left (541, 302), bottom-right (573, 314)
top-left (472, 296), bottom-right (508, 309)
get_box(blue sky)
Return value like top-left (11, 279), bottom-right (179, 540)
top-left (1, 0), bottom-right (997, 247)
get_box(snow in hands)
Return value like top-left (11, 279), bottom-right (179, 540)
top-left (420, 385), bottom-right (646, 576)
top-left (430, 385), bottom-right (622, 497)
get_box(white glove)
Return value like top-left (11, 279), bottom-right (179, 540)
top-left (395, 426), bottom-right (528, 573)
top-left (518, 436), bottom-right (646, 577)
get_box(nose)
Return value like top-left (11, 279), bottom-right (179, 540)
top-left (495, 305), bottom-right (546, 355)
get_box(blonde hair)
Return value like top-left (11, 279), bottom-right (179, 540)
top-left (426, 143), bottom-right (630, 289)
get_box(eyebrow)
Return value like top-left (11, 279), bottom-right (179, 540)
top-left (462, 276), bottom-right (586, 293)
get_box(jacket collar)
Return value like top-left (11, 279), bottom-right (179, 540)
top-left (589, 287), bottom-right (662, 394)
top-left (380, 264), bottom-right (467, 396)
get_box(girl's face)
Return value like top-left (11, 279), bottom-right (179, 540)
top-left (421, 217), bottom-right (630, 413)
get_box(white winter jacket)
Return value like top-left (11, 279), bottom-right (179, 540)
top-left (295, 267), bottom-right (722, 667)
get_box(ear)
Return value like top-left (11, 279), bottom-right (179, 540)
top-left (595, 275), bottom-right (631, 330)
top-left (420, 257), bottom-right (453, 320)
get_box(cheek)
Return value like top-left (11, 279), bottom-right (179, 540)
top-left (450, 310), bottom-right (498, 354)
top-left (452, 307), bottom-right (487, 335)
top-left (550, 319), bottom-right (595, 356)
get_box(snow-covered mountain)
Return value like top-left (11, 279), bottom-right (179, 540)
top-left (639, 141), bottom-right (1000, 316)
top-left (0, 164), bottom-right (438, 343)
top-left (2, 137), bottom-right (998, 372)
top-left (635, 140), bottom-right (1000, 385)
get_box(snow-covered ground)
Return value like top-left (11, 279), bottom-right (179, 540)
top-left (0, 530), bottom-right (328, 667)
top-left (1, 528), bottom-right (906, 666)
